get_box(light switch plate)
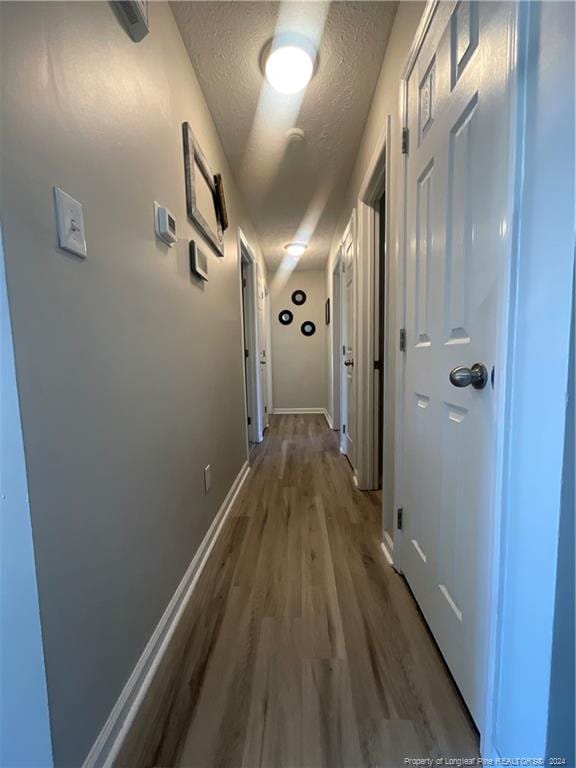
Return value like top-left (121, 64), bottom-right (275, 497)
top-left (54, 187), bottom-right (87, 258)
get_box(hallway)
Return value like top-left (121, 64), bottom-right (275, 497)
top-left (1, 2), bottom-right (573, 765)
top-left (148, 415), bottom-right (478, 766)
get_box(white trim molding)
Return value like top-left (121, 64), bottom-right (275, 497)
top-left (355, 115), bottom-right (392, 495)
top-left (330, 249), bottom-right (343, 433)
top-left (82, 461), bottom-right (250, 768)
top-left (272, 407), bottom-right (326, 414)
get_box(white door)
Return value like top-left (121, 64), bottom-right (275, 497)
top-left (263, 287), bottom-right (273, 428)
top-left (402, 1), bottom-right (514, 729)
top-left (341, 219), bottom-right (355, 465)
top-left (256, 266), bottom-right (267, 431)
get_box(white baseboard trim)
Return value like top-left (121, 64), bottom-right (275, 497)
top-left (272, 407), bottom-right (326, 414)
top-left (82, 461), bottom-right (250, 768)
top-left (380, 540), bottom-right (394, 566)
top-left (323, 409), bottom-right (334, 429)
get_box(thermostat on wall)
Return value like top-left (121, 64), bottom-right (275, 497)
top-left (154, 202), bottom-right (177, 246)
top-left (189, 240), bottom-right (208, 281)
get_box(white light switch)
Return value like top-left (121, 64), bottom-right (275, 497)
top-left (54, 187), bottom-right (87, 258)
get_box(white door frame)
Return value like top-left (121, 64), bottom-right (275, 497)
top-left (483, 1), bottom-right (574, 759)
top-left (237, 228), bottom-right (264, 452)
top-left (395, 0), bottom-right (575, 759)
top-left (330, 249), bottom-right (343, 432)
top-left (356, 116), bottom-right (392, 496)
top-left (392, 0), bottom-right (439, 578)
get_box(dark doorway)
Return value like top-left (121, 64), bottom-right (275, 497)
top-left (376, 191), bottom-right (386, 489)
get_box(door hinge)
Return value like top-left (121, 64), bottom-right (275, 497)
top-left (342, 345), bottom-right (346, 356)
top-left (245, 348), bottom-right (249, 358)
top-left (342, 424), bottom-right (346, 435)
top-left (401, 127), bottom-right (409, 155)
top-left (264, 405), bottom-right (268, 414)
top-left (399, 328), bottom-right (406, 352)
top-left (247, 416), bottom-right (251, 425)
top-left (374, 360), bottom-right (381, 371)
top-left (397, 507), bottom-right (403, 530)
top-left (242, 277), bottom-right (247, 288)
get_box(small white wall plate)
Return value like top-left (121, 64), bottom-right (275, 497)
top-left (54, 187), bottom-right (87, 258)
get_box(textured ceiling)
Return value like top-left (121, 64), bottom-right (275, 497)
top-left (172, 1), bottom-right (398, 271)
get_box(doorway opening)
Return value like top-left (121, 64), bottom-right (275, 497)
top-left (355, 117), bottom-right (394, 560)
top-left (376, 191), bottom-right (386, 490)
top-left (330, 249), bottom-right (342, 433)
top-left (238, 229), bottom-right (263, 456)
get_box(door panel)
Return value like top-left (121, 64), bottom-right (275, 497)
top-left (402, 1), bottom-right (514, 729)
top-left (342, 221), bottom-right (355, 466)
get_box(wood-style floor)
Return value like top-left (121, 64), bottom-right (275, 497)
top-left (153, 414), bottom-right (479, 767)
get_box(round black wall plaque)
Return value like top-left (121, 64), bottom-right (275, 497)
top-left (278, 309), bottom-right (293, 325)
top-left (291, 289), bottom-right (307, 306)
top-left (301, 321), bottom-right (316, 337)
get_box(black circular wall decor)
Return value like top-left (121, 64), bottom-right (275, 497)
top-left (278, 309), bottom-right (293, 325)
top-left (301, 321), bottom-right (316, 337)
top-left (291, 289), bottom-right (307, 306)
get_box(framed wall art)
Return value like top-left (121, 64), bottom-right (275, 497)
top-left (182, 122), bottom-right (224, 258)
top-left (189, 240), bottom-right (209, 281)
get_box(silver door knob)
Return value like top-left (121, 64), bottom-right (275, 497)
top-left (449, 363), bottom-right (488, 390)
top-left (344, 359), bottom-right (354, 367)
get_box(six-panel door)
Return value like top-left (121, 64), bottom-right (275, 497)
top-left (402, 0), bottom-right (514, 729)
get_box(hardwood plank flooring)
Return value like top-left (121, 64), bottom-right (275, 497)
top-left (152, 414), bottom-right (479, 767)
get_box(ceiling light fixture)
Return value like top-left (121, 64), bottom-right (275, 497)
top-left (285, 242), bottom-right (307, 258)
top-left (264, 40), bottom-right (315, 95)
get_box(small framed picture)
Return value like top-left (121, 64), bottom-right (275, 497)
top-left (325, 298), bottom-right (330, 325)
top-left (189, 240), bottom-right (209, 281)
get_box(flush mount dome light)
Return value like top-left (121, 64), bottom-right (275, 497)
top-left (285, 242), bottom-right (307, 258)
top-left (264, 38), bottom-right (316, 94)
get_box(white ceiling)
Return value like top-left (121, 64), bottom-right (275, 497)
top-left (172, 1), bottom-right (398, 271)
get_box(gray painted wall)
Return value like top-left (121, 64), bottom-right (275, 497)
top-left (270, 270), bottom-right (327, 411)
top-left (0, 229), bottom-right (53, 767)
top-left (0, 3), bottom-right (264, 764)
